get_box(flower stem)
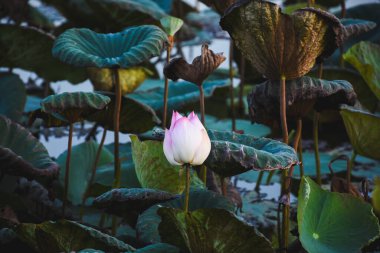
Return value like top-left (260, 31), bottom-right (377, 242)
top-left (184, 164), bottom-right (191, 213)
top-left (313, 111), bottom-right (321, 185)
top-left (112, 68), bottom-right (122, 188)
top-left (229, 40), bottom-right (236, 131)
top-left (80, 127), bottom-right (107, 221)
top-left (298, 131), bottom-right (304, 178)
top-left (62, 123), bottom-right (73, 216)
top-left (198, 84), bottom-right (205, 125)
top-left (238, 58), bottom-right (246, 114)
top-left (347, 150), bottom-right (357, 185)
top-left (280, 76), bottom-right (288, 144)
top-left (162, 43), bottom-right (172, 129)
top-left (221, 176), bottom-right (227, 196)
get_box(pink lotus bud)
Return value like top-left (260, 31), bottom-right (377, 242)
top-left (163, 111), bottom-right (211, 166)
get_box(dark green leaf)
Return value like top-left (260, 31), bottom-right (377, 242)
top-left (0, 73), bottom-right (26, 122)
top-left (158, 207), bottom-right (274, 253)
top-left (298, 177), bottom-right (380, 253)
top-left (24, 96), bottom-right (42, 113)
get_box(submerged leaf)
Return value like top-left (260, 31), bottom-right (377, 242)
top-left (164, 44), bottom-right (226, 85)
top-left (52, 25), bottom-right (168, 68)
top-left (220, 0), bottom-right (344, 79)
top-left (158, 207), bottom-right (274, 253)
top-left (0, 73), bottom-right (26, 122)
top-left (298, 177), bottom-right (380, 253)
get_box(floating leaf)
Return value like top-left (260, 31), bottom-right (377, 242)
top-left (52, 25), bottom-right (167, 68)
top-left (340, 106), bottom-right (380, 160)
top-left (93, 188), bottom-right (177, 216)
top-left (88, 92), bottom-right (160, 133)
top-left (248, 76), bottom-right (356, 124)
top-left (41, 92), bottom-right (111, 123)
top-left (160, 16), bottom-right (183, 36)
top-left (56, 140), bottom-right (114, 205)
top-left (0, 24), bottom-right (86, 84)
top-left (204, 130), bottom-right (298, 177)
top-left (15, 220), bottom-right (135, 252)
top-left (0, 116), bottom-right (58, 183)
top-left (0, 73), bottom-right (26, 122)
top-left (136, 190), bottom-right (235, 244)
top-left (158, 207), bottom-right (274, 253)
top-left (87, 67), bottom-right (151, 95)
top-left (343, 41), bottom-right (380, 100)
top-left (130, 136), bottom-right (204, 194)
top-left (220, 0), bottom-right (344, 79)
top-left (298, 177), bottom-right (380, 253)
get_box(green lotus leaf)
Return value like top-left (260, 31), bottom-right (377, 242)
top-left (78, 243), bottom-right (179, 253)
top-left (93, 188), bottom-right (177, 216)
top-left (298, 177), bottom-right (380, 253)
top-left (248, 76), bottom-right (356, 124)
top-left (15, 220), bottom-right (135, 252)
top-left (340, 105), bottom-right (380, 160)
top-left (0, 116), bottom-right (58, 183)
top-left (0, 24), bottom-right (86, 84)
top-left (153, 0), bottom-right (173, 13)
top-left (309, 66), bottom-right (378, 112)
top-left (88, 92), bottom-right (160, 133)
top-left (160, 16), bottom-right (183, 36)
top-left (205, 130), bottom-right (298, 177)
top-left (186, 10), bottom-right (224, 39)
top-left (0, 73), bottom-right (26, 122)
top-left (87, 67), bottom-right (152, 95)
top-left (52, 25), bottom-right (168, 68)
top-left (220, 0), bottom-right (344, 79)
top-left (136, 189), bottom-right (235, 244)
top-left (129, 79), bottom-right (229, 115)
top-left (130, 135), bottom-right (204, 194)
top-left (343, 41), bottom-right (380, 100)
top-left (40, 92), bottom-right (111, 123)
top-left (24, 96), bottom-right (42, 113)
top-left (56, 140), bottom-right (114, 205)
top-left (158, 207), bottom-right (274, 253)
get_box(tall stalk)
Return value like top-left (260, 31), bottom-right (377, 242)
top-left (229, 40), bottom-right (236, 131)
top-left (280, 76), bottom-right (289, 144)
top-left (62, 123), bottom-right (74, 215)
top-left (184, 163), bottom-right (191, 213)
top-left (347, 151), bottom-right (357, 185)
top-left (80, 127), bottom-right (108, 221)
top-left (162, 39), bottom-right (173, 128)
top-left (238, 58), bottom-right (246, 113)
top-left (221, 177), bottom-right (227, 196)
top-left (255, 171), bottom-right (264, 192)
top-left (314, 63), bottom-right (323, 185)
top-left (198, 84), bottom-right (205, 125)
top-left (112, 68), bottom-right (122, 188)
top-left (298, 136), bottom-right (304, 178)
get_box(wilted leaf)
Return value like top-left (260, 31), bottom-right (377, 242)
top-left (0, 73), bottom-right (26, 122)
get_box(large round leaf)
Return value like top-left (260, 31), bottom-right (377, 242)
top-left (0, 24), bottom-right (86, 84)
top-left (0, 116), bottom-right (58, 183)
top-left (78, 243), bottom-right (180, 253)
top-left (88, 92), bottom-right (160, 133)
top-left (52, 25), bottom-right (168, 68)
top-left (93, 188), bottom-right (177, 216)
top-left (41, 92), bottom-right (111, 123)
top-left (298, 177), bottom-right (380, 253)
top-left (130, 136), bottom-right (204, 194)
top-left (220, 0), bottom-right (344, 79)
top-left (204, 130), bottom-right (298, 177)
top-left (248, 76), bottom-right (356, 124)
top-left (158, 207), bottom-right (274, 253)
top-left (15, 220), bottom-right (135, 252)
top-left (56, 140), bottom-right (114, 205)
top-left (343, 41), bottom-right (380, 101)
top-left (136, 190), bottom-right (235, 244)
top-left (0, 73), bottom-right (26, 122)
top-left (340, 105), bottom-right (380, 160)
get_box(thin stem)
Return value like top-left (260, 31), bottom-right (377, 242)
top-left (80, 127), bottom-right (108, 221)
top-left (200, 165), bottom-right (207, 184)
top-left (238, 58), bottom-right (246, 113)
top-left (62, 123), bottom-right (74, 216)
top-left (221, 177), bottom-right (227, 196)
top-left (313, 111), bottom-right (321, 185)
top-left (298, 136), bottom-right (304, 178)
top-left (341, 0), bottom-right (346, 18)
top-left (184, 164), bottom-right (191, 213)
top-left (112, 68), bottom-right (122, 188)
top-left (280, 76), bottom-right (288, 144)
top-left (318, 62), bottom-right (324, 79)
top-left (266, 171), bottom-right (274, 185)
top-left (293, 119), bottom-right (302, 156)
top-left (198, 84), bottom-right (205, 125)
top-left (347, 151), bottom-right (357, 185)
top-left (255, 171), bottom-right (264, 192)
top-left (229, 40), bottom-right (236, 131)
top-left (162, 42), bottom-right (172, 128)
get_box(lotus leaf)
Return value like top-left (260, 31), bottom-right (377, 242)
top-left (0, 116), bottom-right (58, 183)
top-left (343, 41), bottom-right (380, 100)
top-left (52, 25), bottom-right (168, 68)
top-left (340, 105), bottom-right (380, 160)
top-left (205, 130), bottom-right (298, 177)
top-left (298, 177), bottom-right (380, 253)
top-left (248, 76), bottom-right (356, 124)
top-left (136, 190), bottom-right (235, 244)
top-left (220, 0), bottom-right (344, 79)
top-left (130, 135), bottom-right (204, 194)
top-left (93, 188), bottom-right (177, 216)
top-left (0, 73), bottom-right (26, 122)
top-left (158, 207), bottom-right (274, 253)
top-left (0, 24), bottom-right (86, 83)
